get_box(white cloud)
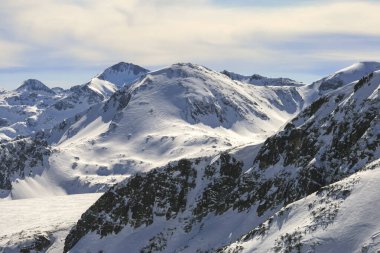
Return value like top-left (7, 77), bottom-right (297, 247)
top-left (0, 39), bottom-right (27, 68)
top-left (0, 0), bottom-right (379, 69)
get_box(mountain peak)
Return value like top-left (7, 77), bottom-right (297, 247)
top-left (315, 61), bottom-right (380, 93)
top-left (15, 79), bottom-right (55, 94)
top-left (107, 62), bottom-right (146, 72)
top-left (143, 63), bottom-right (211, 81)
top-left (336, 61), bottom-right (380, 75)
top-left (97, 62), bottom-right (149, 88)
top-left (171, 62), bottom-right (202, 68)
top-left (157, 62), bottom-right (207, 73)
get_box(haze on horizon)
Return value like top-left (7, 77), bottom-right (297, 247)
top-left (1, 0), bottom-right (380, 89)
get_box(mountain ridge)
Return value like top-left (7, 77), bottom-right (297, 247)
top-left (221, 70), bottom-right (305, 87)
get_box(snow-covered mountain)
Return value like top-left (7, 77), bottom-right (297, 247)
top-left (0, 63), bottom-right (308, 200)
top-left (1, 61), bottom-right (380, 253)
top-left (64, 67), bottom-right (379, 253)
top-left (311, 61), bottom-right (380, 94)
top-left (0, 81), bottom-right (111, 140)
top-left (0, 62), bottom-right (150, 140)
top-left (16, 79), bottom-right (56, 95)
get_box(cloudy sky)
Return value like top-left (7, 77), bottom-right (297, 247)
top-left (1, 0), bottom-right (380, 89)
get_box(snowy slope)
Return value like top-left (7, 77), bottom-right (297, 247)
top-left (222, 159), bottom-right (380, 253)
top-left (66, 160), bottom-right (380, 253)
top-left (64, 68), bottom-right (379, 253)
top-left (286, 61), bottom-right (380, 110)
top-left (221, 63), bottom-right (380, 109)
top-left (57, 62), bottom-right (304, 151)
top-left (84, 78), bottom-right (117, 98)
top-left (0, 193), bottom-right (102, 253)
top-left (310, 61), bottom-right (380, 94)
top-left (3, 63), bottom-right (307, 199)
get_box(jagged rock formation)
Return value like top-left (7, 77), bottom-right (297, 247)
top-left (0, 137), bottom-right (50, 190)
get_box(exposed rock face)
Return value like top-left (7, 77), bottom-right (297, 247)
top-left (0, 137), bottom-right (50, 190)
top-left (20, 234), bottom-right (51, 253)
top-left (64, 159), bottom-right (198, 252)
top-left (251, 72), bottom-right (379, 209)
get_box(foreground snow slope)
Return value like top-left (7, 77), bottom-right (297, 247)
top-left (222, 159), bottom-right (380, 253)
top-left (0, 193), bottom-right (102, 253)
